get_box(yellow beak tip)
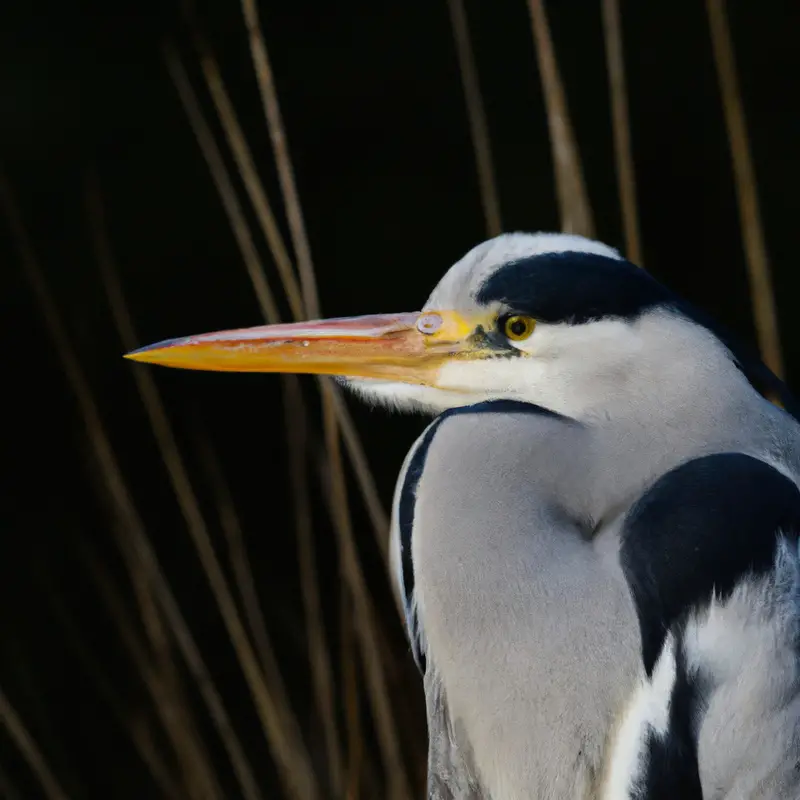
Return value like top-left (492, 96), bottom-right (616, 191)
top-left (124, 336), bottom-right (189, 362)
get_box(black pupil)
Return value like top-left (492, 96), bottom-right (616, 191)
top-left (508, 318), bottom-right (527, 337)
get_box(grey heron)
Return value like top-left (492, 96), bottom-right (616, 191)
top-left (127, 233), bottom-right (800, 799)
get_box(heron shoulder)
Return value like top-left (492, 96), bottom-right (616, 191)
top-left (611, 452), bottom-right (800, 798)
top-left (620, 451), bottom-right (800, 676)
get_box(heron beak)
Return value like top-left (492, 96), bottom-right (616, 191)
top-left (124, 311), bottom-right (483, 385)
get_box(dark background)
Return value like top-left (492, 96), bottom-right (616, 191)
top-left (2, 1), bottom-right (799, 798)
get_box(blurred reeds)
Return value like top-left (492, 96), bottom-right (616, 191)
top-left (1, 1), bottom-right (786, 798)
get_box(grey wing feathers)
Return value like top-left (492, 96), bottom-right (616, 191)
top-left (424, 670), bottom-right (486, 800)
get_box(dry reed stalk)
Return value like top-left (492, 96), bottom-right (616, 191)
top-left (163, 47), bottom-right (281, 324)
top-left (113, 521), bottom-right (240, 800)
top-left (168, 28), bottom-right (410, 791)
top-left (4, 171), bottom-right (212, 799)
top-left (240, 0), bottom-right (320, 318)
top-left (309, 427), bottom-right (429, 785)
top-left (129, 713), bottom-right (184, 800)
top-left (1, 173), bottom-right (264, 800)
top-left (120, 516), bottom-right (208, 797)
top-left (526, 0), bottom-right (595, 237)
top-left (341, 585), bottom-right (363, 798)
top-left (93, 540), bottom-right (223, 800)
top-left (601, 0), bottom-right (642, 265)
top-left (2, 640), bottom-right (82, 799)
top-left (0, 686), bottom-right (69, 800)
top-left (129, 542), bottom-right (178, 675)
top-left (196, 400), bottom-right (343, 795)
top-left (329, 388), bottom-right (390, 548)
top-left (164, 45), bottom-right (344, 792)
top-left (87, 178), bottom-right (317, 800)
top-left (180, 3), bottom-right (305, 320)
top-left (280, 377), bottom-right (345, 793)
top-left (320, 380), bottom-right (404, 800)
top-left (320, 391), bottom-right (411, 800)
top-left (305, 414), bottom-right (430, 791)
top-left (193, 433), bottom-right (283, 679)
top-left (238, 5), bottom-right (411, 791)
top-left (125, 545), bottom-right (211, 796)
top-left (174, 28), bottom-right (391, 565)
top-left (41, 561), bottom-right (183, 800)
top-left (171, 11), bottom-right (421, 792)
top-left (706, 0), bottom-right (784, 378)
top-left (446, 0), bottom-right (503, 237)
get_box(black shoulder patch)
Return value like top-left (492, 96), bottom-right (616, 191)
top-left (397, 399), bottom-right (573, 673)
top-left (621, 452), bottom-right (800, 676)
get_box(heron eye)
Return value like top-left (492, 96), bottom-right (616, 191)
top-left (502, 315), bottom-right (536, 342)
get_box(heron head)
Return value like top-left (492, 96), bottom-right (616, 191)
top-left (126, 232), bottom-right (787, 419)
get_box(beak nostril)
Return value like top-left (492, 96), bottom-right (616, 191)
top-left (416, 313), bottom-right (443, 335)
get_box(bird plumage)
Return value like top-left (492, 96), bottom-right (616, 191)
top-left (610, 453), bottom-right (800, 799)
top-left (128, 231), bottom-right (800, 798)
top-left (377, 234), bottom-right (800, 798)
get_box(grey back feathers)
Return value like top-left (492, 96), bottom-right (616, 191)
top-left (381, 234), bottom-right (800, 799)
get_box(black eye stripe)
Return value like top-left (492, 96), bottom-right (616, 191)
top-left (477, 252), bottom-right (669, 324)
top-left (475, 250), bottom-right (800, 419)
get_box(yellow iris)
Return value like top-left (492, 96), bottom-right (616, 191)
top-left (502, 315), bottom-right (536, 342)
